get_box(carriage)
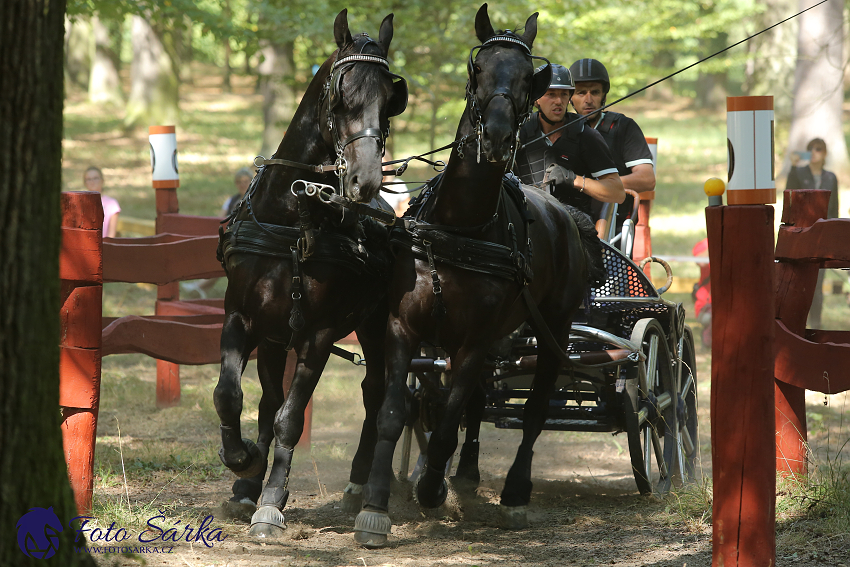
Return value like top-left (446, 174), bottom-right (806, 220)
top-left (396, 195), bottom-right (701, 498)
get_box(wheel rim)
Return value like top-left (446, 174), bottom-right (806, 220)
top-left (625, 319), bottom-right (677, 495)
top-left (674, 326), bottom-right (699, 484)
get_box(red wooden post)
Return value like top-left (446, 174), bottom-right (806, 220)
top-left (710, 95), bottom-right (776, 566)
top-left (633, 136), bottom-right (656, 272)
top-left (774, 189), bottom-right (829, 475)
top-left (150, 125), bottom-right (181, 407)
top-left (60, 191), bottom-right (104, 514)
top-left (707, 205), bottom-right (776, 567)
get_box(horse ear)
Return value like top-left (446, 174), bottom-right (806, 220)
top-left (378, 13), bottom-right (394, 54)
top-left (475, 4), bottom-right (495, 43)
top-left (520, 12), bottom-right (538, 48)
top-left (334, 9), bottom-right (353, 49)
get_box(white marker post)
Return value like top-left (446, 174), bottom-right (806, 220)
top-left (726, 96), bottom-right (775, 205)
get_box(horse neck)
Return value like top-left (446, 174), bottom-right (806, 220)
top-left (252, 74), bottom-right (336, 223)
top-left (427, 109), bottom-right (508, 227)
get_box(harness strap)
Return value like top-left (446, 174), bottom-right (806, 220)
top-left (287, 248), bottom-right (305, 351)
top-left (423, 240), bottom-right (446, 322)
top-left (295, 185), bottom-right (316, 257)
top-left (254, 156), bottom-right (339, 174)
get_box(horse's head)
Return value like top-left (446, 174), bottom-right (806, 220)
top-left (467, 4), bottom-right (551, 163)
top-left (324, 10), bottom-right (407, 203)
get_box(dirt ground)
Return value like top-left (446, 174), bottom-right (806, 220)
top-left (84, 346), bottom-right (847, 567)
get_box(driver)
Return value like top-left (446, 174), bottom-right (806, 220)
top-left (513, 64), bottom-right (624, 219)
top-left (569, 58), bottom-right (655, 229)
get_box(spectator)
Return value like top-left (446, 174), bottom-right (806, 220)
top-left (787, 138), bottom-right (839, 328)
top-left (222, 167), bottom-right (254, 217)
top-left (83, 166), bottom-right (120, 237)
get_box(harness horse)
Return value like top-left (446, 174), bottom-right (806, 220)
top-left (352, 4), bottom-right (607, 548)
top-left (213, 9), bottom-right (407, 538)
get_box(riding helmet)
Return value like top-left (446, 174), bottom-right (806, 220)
top-left (537, 63), bottom-right (574, 91)
top-left (569, 58), bottom-right (610, 93)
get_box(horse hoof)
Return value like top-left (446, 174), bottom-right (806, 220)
top-left (219, 438), bottom-right (266, 479)
top-left (353, 510), bottom-right (391, 549)
top-left (499, 504), bottom-right (528, 530)
top-left (341, 483), bottom-right (363, 514)
top-left (414, 474), bottom-right (448, 509)
top-left (249, 505), bottom-right (285, 539)
top-left (221, 496), bottom-right (256, 521)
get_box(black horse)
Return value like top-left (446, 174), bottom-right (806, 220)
top-left (214, 9), bottom-right (407, 538)
top-left (352, 4), bottom-right (606, 547)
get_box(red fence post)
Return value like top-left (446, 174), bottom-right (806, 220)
top-left (707, 205), bottom-right (776, 567)
top-left (60, 191), bottom-right (104, 515)
top-left (633, 136), bottom-right (657, 273)
top-left (774, 189), bottom-right (829, 475)
top-left (150, 125), bottom-right (182, 408)
top-left (710, 95), bottom-right (777, 566)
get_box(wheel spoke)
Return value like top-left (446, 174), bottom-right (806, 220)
top-left (650, 425), bottom-right (667, 478)
top-left (643, 424), bottom-right (653, 480)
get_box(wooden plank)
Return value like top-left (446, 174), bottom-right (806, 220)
top-left (101, 315), bottom-right (223, 365)
top-left (775, 217), bottom-right (850, 264)
top-left (707, 204), bottom-right (776, 567)
top-left (59, 346), bottom-right (102, 409)
top-left (775, 320), bottom-right (850, 394)
top-left (159, 213), bottom-right (222, 237)
top-left (61, 286), bottom-right (103, 348)
top-left (156, 299), bottom-right (225, 317)
top-left (102, 236), bottom-right (224, 284)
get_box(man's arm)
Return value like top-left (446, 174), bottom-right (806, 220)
top-left (620, 162), bottom-right (655, 193)
top-left (575, 172), bottom-right (625, 203)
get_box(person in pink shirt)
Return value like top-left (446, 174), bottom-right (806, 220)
top-left (83, 166), bottom-right (121, 237)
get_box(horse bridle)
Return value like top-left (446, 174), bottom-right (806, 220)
top-left (463, 34), bottom-right (551, 165)
top-left (254, 36), bottom-right (408, 196)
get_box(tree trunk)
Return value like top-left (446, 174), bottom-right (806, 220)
top-left (222, 0), bottom-right (232, 93)
top-left (88, 16), bottom-right (123, 105)
top-left (786, 0), bottom-right (849, 181)
top-left (695, 32), bottom-right (728, 110)
top-left (124, 15), bottom-right (179, 130)
top-left (0, 1), bottom-right (95, 565)
top-left (64, 15), bottom-right (91, 89)
top-left (258, 40), bottom-right (296, 157)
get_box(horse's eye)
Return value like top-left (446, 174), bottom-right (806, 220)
top-left (474, 65), bottom-right (482, 74)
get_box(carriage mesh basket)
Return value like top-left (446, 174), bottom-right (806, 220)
top-left (575, 241), bottom-right (674, 341)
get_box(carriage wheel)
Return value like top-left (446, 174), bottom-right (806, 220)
top-left (673, 325), bottom-right (699, 485)
top-left (623, 318), bottom-right (678, 496)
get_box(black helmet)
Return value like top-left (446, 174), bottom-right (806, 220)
top-left (536, 63), bottom-right (574, 90)
top-left (569, 59), bottom-right (610, 93)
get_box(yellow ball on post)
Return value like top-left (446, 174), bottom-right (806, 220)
top-left (704, 177), bottom-right (726, 206)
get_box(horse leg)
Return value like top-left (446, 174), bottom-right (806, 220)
top-left (342, 309), bottom-right (387, 513)
top-left (214, 313), bottom-right (265, 479)
top-left (450, 373), bottom-right (485, 491)
top-left (354, 319), bottom-right (417, 548)
top-left (416, 347), bottom-right (485, 508)
top-left (225, 341), bottom-right (286, 517)
top-left (499, 338), bottom-right (561, 529)
top-left (250, 334), bottom-right (332, 538)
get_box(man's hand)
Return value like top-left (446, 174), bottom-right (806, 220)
top-left (544, 164), bottom-right (576, 193)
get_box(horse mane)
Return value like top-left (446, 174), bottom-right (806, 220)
top-left (337, 34), bottom-right (393, 122)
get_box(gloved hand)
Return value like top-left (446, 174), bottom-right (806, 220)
top-left (544, 164), bottom-right (576, 194)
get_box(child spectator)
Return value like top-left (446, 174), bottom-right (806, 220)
top-left (84, 166), bottom-right (120, 237)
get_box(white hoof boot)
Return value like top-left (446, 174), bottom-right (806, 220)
top-left (353, 510), bottom-right (391, 549)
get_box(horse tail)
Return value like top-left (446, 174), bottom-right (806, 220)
top-left (565, 206), bottom-right (606, 287)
